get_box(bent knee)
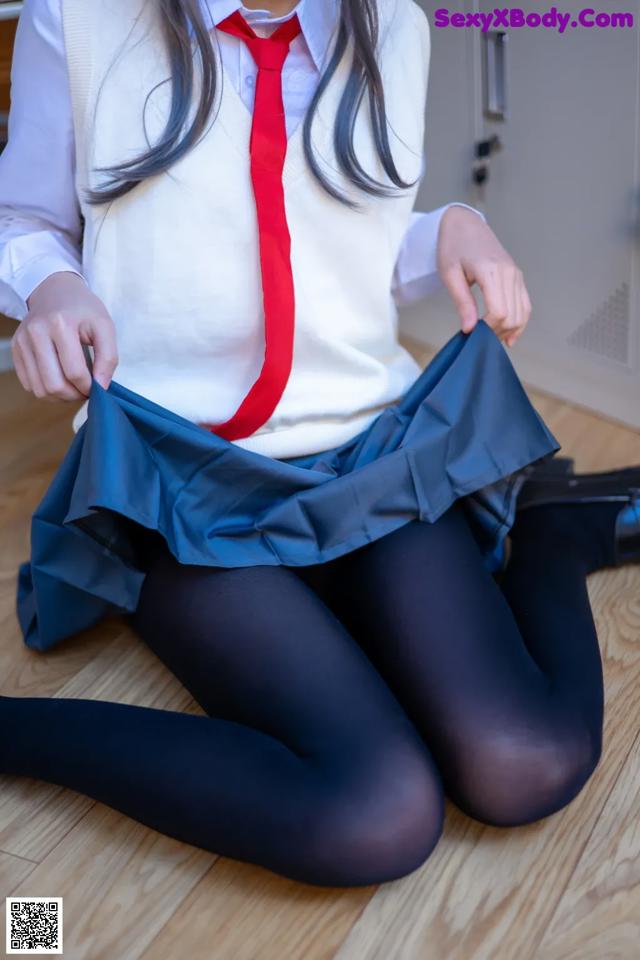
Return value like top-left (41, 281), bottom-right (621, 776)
top-left (449, 720), bottom-right (602, 827)
top-left (303, 750), bottom-right (445, 886)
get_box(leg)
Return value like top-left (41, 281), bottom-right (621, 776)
top-left (1, 546), bottom-right (444, 887)
top-left (294, 500), bottom-right (605, 827)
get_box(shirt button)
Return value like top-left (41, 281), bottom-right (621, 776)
top-left (245, 75), bottom-right (255, 87)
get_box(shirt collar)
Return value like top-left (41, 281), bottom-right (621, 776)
top-left (200, 0), bottom-right (339, 72)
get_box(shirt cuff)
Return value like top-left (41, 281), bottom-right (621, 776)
top-left (8, 257), bottom-right (88, 318)
top-left (392, 202), bottom-right (487, 308)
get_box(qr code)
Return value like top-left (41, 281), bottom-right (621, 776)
top-left (6, 898), bottom-right (63, 954)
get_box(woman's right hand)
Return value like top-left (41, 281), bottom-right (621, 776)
top-left (11, 271), bottom-right (118, 401)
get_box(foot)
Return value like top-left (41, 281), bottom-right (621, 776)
top-left (514, 463), bottom-right (640, 570)
top-left (518, 464), bottom-right (640, 511)
top-left (520, 454), bottom-right (576, 480)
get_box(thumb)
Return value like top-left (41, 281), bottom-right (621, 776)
top-left (89, 319), bottom-right (118, 390)
top-left (441, 262), bottom-right (479, 333)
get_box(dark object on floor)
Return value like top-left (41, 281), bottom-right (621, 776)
top-left (521, 454), bottom-right (575, 478)
top-left (516, 463), bottom-right (640, 568)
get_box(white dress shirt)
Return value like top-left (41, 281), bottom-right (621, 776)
top-left (0, 0), bottom-right (485, 320)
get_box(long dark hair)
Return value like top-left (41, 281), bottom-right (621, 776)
top-left (84, 0), bottom-right (416, 210)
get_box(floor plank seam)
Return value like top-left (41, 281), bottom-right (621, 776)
top-left (529, 724), bottom-right (640, 957)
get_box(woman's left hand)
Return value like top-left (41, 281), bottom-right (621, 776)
top-left (436, 205), bottom-right (531, 348)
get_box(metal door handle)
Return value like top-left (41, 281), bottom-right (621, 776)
top-left (483, 31), bottom-right (508, 120)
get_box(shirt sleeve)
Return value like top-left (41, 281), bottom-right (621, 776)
top-left (391, 203), bottom-right (487, 308)
top-left (0, 0), bottom-right (87, 321)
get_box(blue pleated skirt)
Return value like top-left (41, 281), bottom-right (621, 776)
top-left (16, 319), bottom-right (561, 652)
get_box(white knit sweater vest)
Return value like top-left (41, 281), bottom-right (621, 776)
top-left (62, 0), bottom-right (430, 458)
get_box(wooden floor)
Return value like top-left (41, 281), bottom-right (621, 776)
top-left (1, 340), bottom-right (640, 960)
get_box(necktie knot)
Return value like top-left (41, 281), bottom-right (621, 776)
top-left (217, 10), bottom-right (302, 72)
top-left (249, 38), bottom-right (291, 72)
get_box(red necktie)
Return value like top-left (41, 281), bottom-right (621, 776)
top-left (204, 10), bottom-right (302, 441)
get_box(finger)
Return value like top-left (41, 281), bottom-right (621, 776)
top-left (89, 319), bottom-right (118, 389)
top-left (441, 261), bottom-right (479, 333)
top-left (18, 330), bottom-right (48, 399)
top-left (27, 320), bottom-right (85, 400)
top-left (507, 281), bottom-right (531, 347)
top-left (50, 316), bottom-right (93, 397)
top-left (505, 271), bottom-right (529, 347)
top-left (11, 334), bottom-right (33, 393)
top-left (476, 265), bottom-right (508, 335)
top-left (521, 282), bottom-right (532, 323)
top-left (503, 266), bottom-right (522, 344)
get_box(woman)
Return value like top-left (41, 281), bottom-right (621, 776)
top-left (1, 0), bottom-right (638, 888)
